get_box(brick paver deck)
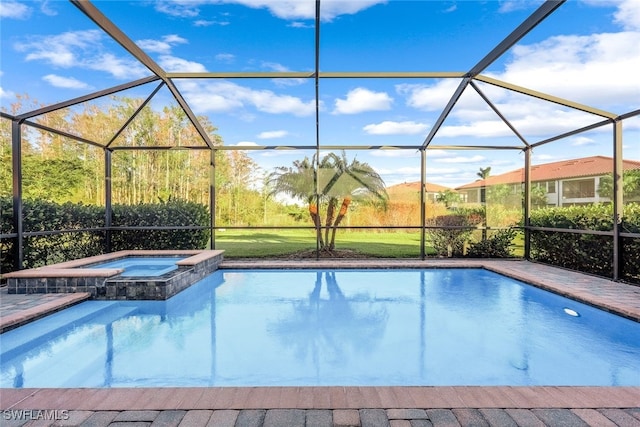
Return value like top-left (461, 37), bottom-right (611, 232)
top-left (1, 260), bottom-right (639, 426)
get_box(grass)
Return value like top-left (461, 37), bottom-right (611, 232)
top-left (213, 228), bottom-right (525, 259)
top-left (214, 229), bottom-right (433, 258)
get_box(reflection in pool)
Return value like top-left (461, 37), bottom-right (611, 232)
top-left (1, 269), bottom-right (639, 387)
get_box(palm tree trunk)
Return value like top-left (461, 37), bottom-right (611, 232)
top-left (324, 198), bottom-right (336, 250)
top-left (309, 203), bottom-right (325, 248)
top-left (329, 197), bottom-right (351, 250)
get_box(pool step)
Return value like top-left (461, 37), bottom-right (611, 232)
top-left (0, 303), bottom-right (138, 359)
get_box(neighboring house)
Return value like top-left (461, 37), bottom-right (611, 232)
top-left (455, 156), bottom-right (640, 207)
top-left (424, 182), bottom-right (455, 203)
top-left (387, 181), bottom-right (454, 203)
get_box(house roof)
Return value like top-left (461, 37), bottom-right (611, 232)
top-left (387, 182), bottom-right (453, 202)
top-left (455, 156), bottom-right (640, 190)
top-left (388, 181), bottom-right (452, 194)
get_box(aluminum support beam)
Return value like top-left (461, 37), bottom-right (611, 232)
top-left (209, 150), bottom-right (216, 250)
top-left (166, 72), bottom-right (465, 79)
top-left (163, 80), bottom-right (216, 149)
top-left (71, 0), bottom-right (166, 78)
top-left (71, 1), bottom-right (215, 149)
top-left (523, 148), bottom-right (532, 259)
top-left (469, 81), bottom-right (530, 148)
top-left (11, 120), bottom-right (24, 270)
top-left (314, 0), bottom-right (321, 259)
top-left (421, 77), bottom-right (471, 149)
top-left (467, 0), bottom-right (565, 77)
top-left (531, 119), bottom-right (612, 148)
top-left (475, 75), bottom-right (617, 119)
top-left (16, 76), bottom-right (159, 121)
top-left (22, 120), bottom-right (104, 148)
top-left (106, 82), bottom-right (165, 148)
top-left (612, 120), bottom-right (624, 281)
top-left (105, 149), bottom-right (112, 252)
top-left (420, 149), bottom-right (426, 260)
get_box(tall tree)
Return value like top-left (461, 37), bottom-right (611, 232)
top-left (598, 170), bottom-right (640, 201)
top-left (270, 151), bottom-right (388, 251)
top-left (477, 166), bottom-right (492, 179)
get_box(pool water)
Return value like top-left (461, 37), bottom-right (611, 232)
top-left (1, 269), bottom-right (639, 387)
top-left (87, 257), bottom-right (185, 277)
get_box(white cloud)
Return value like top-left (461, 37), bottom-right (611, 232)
top-left (370, 150), bottom-right (420, 158)
top-left (88, 53), bottom-right (149, 79)
top-left (498, 31), bottom-right (640, 110)
top-left (497, 0), bottom-right (535, 13)
top-left (435, 155), bottom-right (486, 164)
top-left (39, 0), bottom-right (57, 17)
top-left (333, 88), bottom-right (393, 114)
top-left (258, 130), bottom-right (289, 139)
top-left (229, 0), bottom-right (384, 22)
top-left (177, 80), bottom-right (316, 116)
top-left (571, 136), bottom-right (597, 146)
top-left (154, 0), bottom-right (385, 21)
top-left (137, 35), bottom-right (187, 54)
top-left (261, 61), bottom-right (308, 87)
top-left (0, 1), bottom-right (31, 18)
top-left (16, 30), bottom-right (102, 67)
top-left (533, 154), bottom-right (557, 161)
top-left (396, 80), bottom-right (460, 112)
top-left (216, 53), bottom-right (236, 63)
top-left (377, 166), bottom-right (421, 176)
top-left (394, 1), bottom-right (640, 140)
top-left (289, 21), bottom-right (313, 28)
top-left (614, 0), bottom-right (640, 31)
top-left (137, 40), bottom-right (173, 54)
top-left (15, 30), bottom-right (148, 79)
top-left (159, 55), bottom-right (207, 72)
top-left (0, 85), bottom-right (15, 99)
top-left (363, 121), bottom-right (429, 135)
top-left (155, 0), bottom-right (200, 18)
top-left (42, 74), bottom-right (91, 89)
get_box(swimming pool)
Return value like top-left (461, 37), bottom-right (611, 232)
top-left (1, 268), bottom-right (638, 387)
top-left (87, 256), bottom-right (186, 277)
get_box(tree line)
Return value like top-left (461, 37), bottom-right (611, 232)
top-left (0, 95), bottom-right (289, 226)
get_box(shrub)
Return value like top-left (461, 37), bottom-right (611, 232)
top-left (466, 228), bottom-right (518, 258)
top-left (1, 197), bottom-right (210, 273)
top-left (529, 203), bottom-right (640, 283)
top-left (111, 199), bottom-right (210, 251)
top-left (426, 209), bottom-right (482, 257)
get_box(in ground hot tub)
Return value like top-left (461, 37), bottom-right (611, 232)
top-left (4, 250), bottom-right (225, 300)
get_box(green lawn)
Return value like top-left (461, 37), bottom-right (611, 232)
top-left (213, 228), bottom-right (524, 259)
top-left (213, 229), bottom-right (433, 258)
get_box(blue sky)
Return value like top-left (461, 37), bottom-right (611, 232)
top-left (1, 0), bottom-right (639, 188)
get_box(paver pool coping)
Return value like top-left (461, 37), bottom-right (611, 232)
top-left (1, 259), bottom-right (639, 418)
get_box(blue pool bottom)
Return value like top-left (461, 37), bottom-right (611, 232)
top-left (88, 257), bottom-right (186, 277)
top-left (1, 268), bottom-right (638, 388)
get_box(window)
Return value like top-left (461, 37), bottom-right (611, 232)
top-left (547, 181), bottom-right (556, 193)
top-left (562, 179), bottom-right (595, 199)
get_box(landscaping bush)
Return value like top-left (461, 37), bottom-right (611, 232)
top-left (1, 196), bottom-right (105, 271)
top-left (0, 197), bottom-right (210, 273)
top-left (466, 228), bottom-right (518, 258)
top-left (529, 203), bottom-right (640, 283)
top-left (426, 208), bottom-right (483, 257)
top-left (110, 199), bottom-right (210, 251)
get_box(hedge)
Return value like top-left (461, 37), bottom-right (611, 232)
top-left (1, 197), bottom-right (210, 273)
top-left (529, 203), bottom-right (640, 284)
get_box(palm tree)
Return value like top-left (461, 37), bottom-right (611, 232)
top-left (477, 166), bottom-right (491, 179)
top-left (270, 151), bottom-right (387, 252)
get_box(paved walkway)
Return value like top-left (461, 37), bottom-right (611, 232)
top-left (0, 289), bottom-right (89, 333)
top-left (1, 406), bottom-right (639, 426)
top-left (1, 260), bottom-right (639, 426)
